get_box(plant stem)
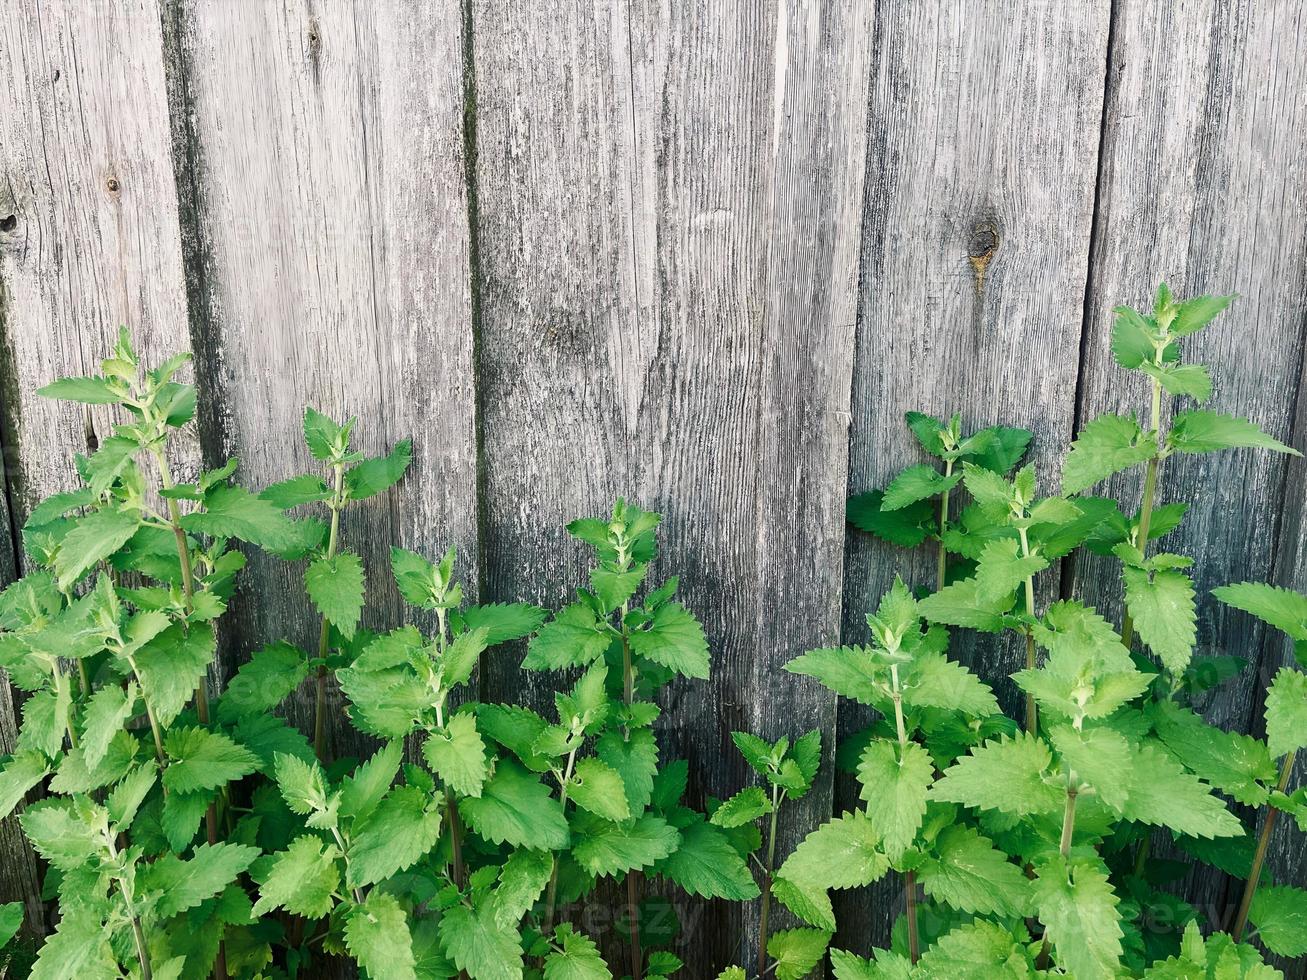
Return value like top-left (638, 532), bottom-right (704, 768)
top-left (125, 653), bottom-right (168, 783)
top-left (107, 837), bottom-right (153, 980)
top-left (936, 459), bottom-right (954, 589)
top-left (313, 464), bottom-right (346, 761)
top-left (1233, 749), bottom-right (1297, 941)
top-left (330, 828), bottom-right (366, 904)
top-left (542, 747), bottom-right (579, 935)
top-left (1122, 372), bottom-right (1164, 650)
top-left (1017, 526), bottom-right (1039, 733)
top-left (889, 664), bottom-right (920, 963)
top-left (618, 600), bottom-right (643, 980)
top-left (1037, 773), bottom-right (1079, 970)
top-left (152, 449), bottom-right (207, 723)
top-left (756, 782), bottom-right (783, 977)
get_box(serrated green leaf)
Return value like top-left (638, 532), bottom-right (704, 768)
top-left (489, 847), bottom-right (553, 928)
top-left (915, 921), bottom-right (1030, 978)
top-left (778, 810), bottom-right (888, 899)
top-left (573, 812), bottom-right (679, 877)
top-left (182, 484), bottom-right (301, 551)
top-left (1168, 411), bottom-right (1300, 456)
top-left (1248, 884), bottom-right (1307, 957)
top-left (784, 646), bottom-right (888, 704)
top-left (917, 577), bottom-right (1012, 633)
top-left (656, 818), bottom-right (758, 900)
top-left (79, 681), bottom-right (137, 770)
top-left (462, 602), bottom-right (548, 645)
top-left (163, 727), bottom-right (259, 794)
top-left (917, 824), bottom-right (1028, 917)
top-left (145, 841), bottom-right (259, 918)
top-left (344, 440), bottom-right (413, 500)
top-left (524, 603), bottom-right (610, 670)
top-left (974, 538), bottom-right (1046, 602)
top-left (305, 551), bottom-right (365, 641)
top-left (1172, 293), bottom-right (1236, 337)
top-left (38, 375), bottom-right (124, 404)
top-left (1033, 855), bottom-right (1123, 980)
top-left (259, 474), bottom-right (332, 508)
top-left (929, 733), bottom-right (1062, 817)
top-left (424, 713), bottom-right (489, 798)
top-left (303, 407), bottom-right (348, 461)
top-left (1049, 725), bottom-right (1132, 811)
top-left (627, 602), bottom-right (709, 679)
top-left (881, 465), bottom-right (961, 512)
top-left (569, 756), bottom-right (630, 822)
top-left (346, 891), bottom-right (417, 980)
top-left (339, 739), bottom-right (403, 823)
top-left (438, 903), bottom-right (521, 980)
top-left (26, 906), bottom-right (117, 980)
top-left (596, 727), bottom-right (659, 813)
top-left (846, 490), bottom-right (934, 547)
top-left (1061, 414), bottom-right (1156, 495)
top-left (1150, 702), bottom-right (1277, 807)
top-left (545, 924), bottom-right (610, 980)
top-left (904, 651), bottom-right (1001, 718)
top-left (711, 786), bottom-right (773, 828)
top-left (460, 760), bottom-right (569, 851)
top-left (1121, 742), bottom-right (1242, 838)
top-left (251, 835), bottom-right (341, 918)
top-left (968, 426), bottom-right (1033, 475)
top-left (856, 741), bottom-right (931, 859)
top-left (1265, 667), bottom-right (1307, 759)
top-left (1141, 362), bottom-right (1213, 402)
top-left (767, 927), bottom-right (831, 980)
top-left (590, 563), bottom-right (647, 612)
top-left (347, 785), bottom-right (443, 887)
top-left (1123, 566), bottom-right (1197, 673)
top-left (1213, 582), bottom-right (1307, 641)
top-left (0, 750), bottom-right (50, 820)
top-left (54, 509), bottom-right (140, 590)
top-left (217, 642), bottom-right (308, 723)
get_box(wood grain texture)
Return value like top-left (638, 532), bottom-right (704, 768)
top-left (0, 0), bottom-right (197, 930)
top-left (838, 0), bottom-right (1111, 955)
top-left (1256, 349), bottom-right (1307, 978)
top-left (162, 0), bottom-right (479, 760)
top-left (1075, 0), bottom-right (1307, 939)
top-left (469, 0), bottom-right (871, 971)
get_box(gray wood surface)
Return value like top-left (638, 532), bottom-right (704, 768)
top-left (0, 0), bottom-right (198, 933)
top-left (1075, 0), bottom-right (1307, 947)
top-left (161, 0), bottom-right (479, 761)
top-left (469, 0), bottom-right (870, 971)
top-left (838, 0), bottom-right (1111, 956)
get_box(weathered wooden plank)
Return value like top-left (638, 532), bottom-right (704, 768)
top-left (1076, 0), bottom-right (1307, 935)
top-left (838, 0), bottom-right (1111, 955)
top-left (162, 0), bottom-right (479, 759)
top-left (470, 0), bottom-right (871, 971)
top-left (0, 0), bottom-right (197, 927)
top-left (1258, 390), bottom-right (1306, 978)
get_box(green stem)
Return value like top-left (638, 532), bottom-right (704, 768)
top-left (1018, 526), bottom-right (1039, 733)
top-left (1233, 749), bottom-right (1297, 941)
top-left (756, 782), bottom-right (782, 976)
top-left (889, 665), bottom-right (920, 964)
top-left (542, 747), bottom-right (579, 935)
top-left (52, 664), bottom-right (79, 750)
top-left (125, 653), bottom-right (167, 782)
top-left (936, 459), bottom-right (954, 589)
top-left (618, 600), bottom-right (643, 980)
top-left (1036, 773), bottom-right (1079, 970)
top-left (107, 837), bottom-right (153, 980)
top-left (330, 828), bottom-right (366, 904)
top-left (152, 449), bottom-right (208, 723)
top-left (1122, 370), bottom-right (1164, 650)
top-left (313, 464), bottom-right (346, 761)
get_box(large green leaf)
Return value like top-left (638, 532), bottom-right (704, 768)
top-left (929, 733), bottom-right (1062, 817)
top-left (1061, 414), bottom-right (1156, 495)
top-left (1123, 566), bottom-right (1197, 673)
top-left (346, 785), bottom-right (443, 888)
top-left (655, 818), bottom-right (757, 900)
top-left (627, 602), bottom-right (710, 679)
top-left (1248, 884), bottom-right (1307, 957)
top-left (856, 741), bottom-right (931, 859)
top-left (572, 812), bottom-right (679, 878)
top-left (1032, 855), bottom-right (1123, 980)
top-left (346, 892), bottom-right (417, 980)
top-left (305, 552), bottom-right (366, 641)
top-left (1168, 411), bottom-right (1299, 456)
top-left (1265, 667), bottom-right (1307, 759)
top-left (459, 760), bottom-right (569, 851)
top-left (916, 825), bottom-right (1029, 917)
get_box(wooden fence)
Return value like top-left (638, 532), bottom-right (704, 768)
top-left (1, 0), bottom-right (1305, 975)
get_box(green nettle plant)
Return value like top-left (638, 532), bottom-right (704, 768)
top-left (2, 284), bottom-right (1305, 980)
top-left (0, 337), bottom-right (749, 980)
top-left (786, 287), bottom-right (1304, 977)
top-left (513, 501), bottom-right (758, 978)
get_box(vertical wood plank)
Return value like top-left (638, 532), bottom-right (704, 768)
top-left (162, 0), bottom-right (479, 758)
top-left (1259, 376), bottom-right (1306, 978)
top-left (0, 0), bottom-right (196, 926)
top-left (839, 0), bottom-right (1111, 954)
top-left (470, 0), bottom-right (871, 971)
top-left (1076, 0), bottom-right (1307, 932)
